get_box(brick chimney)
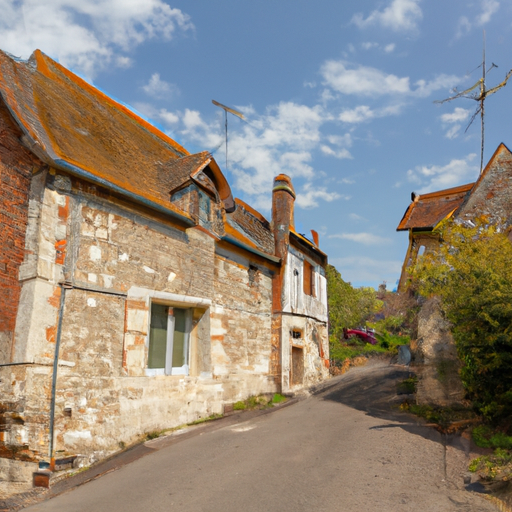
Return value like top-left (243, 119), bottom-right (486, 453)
top-left (272, 174), bottom-right (295, 260)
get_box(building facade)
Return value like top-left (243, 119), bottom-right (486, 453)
top-left (0, 50), bottom-right (329, 495)
top-left (396, 143), bottom-right (512, 290)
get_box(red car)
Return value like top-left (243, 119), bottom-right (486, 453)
top-left (342, 327), bottom-right (377, 345)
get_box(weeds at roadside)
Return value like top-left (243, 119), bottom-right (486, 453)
top-left (188, 414), bottom-right (223, 426)
top-left (468, 425), bottom-right (512, 482)
top-left (400, 402), bottom-right (477, 431)
top-left (234, 394), bottom-right (287, 411)
top-left (469, 448), bottom-right (512, 481)
top-left (396, 375), bottom-right (417, 395)
top-left (329, 332), bottom-right (410, 375)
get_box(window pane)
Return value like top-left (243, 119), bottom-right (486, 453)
top-left (148, 304), bottom-right (168, 369)
top-left (172, 308), bottom-right (187, 367)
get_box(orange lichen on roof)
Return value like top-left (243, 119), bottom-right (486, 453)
top-left (234, 198), bottom-right (270, 225)
top-left (397, 183), bottom-right (474, 231)
top-left (166, 151), bottom-right (211, 194)
top-left (226, 199), bottom-right (274, 255)
top-left (223, 222), bottom-right (261, 251)
top-left (0, 49), bottom-right (201, 219)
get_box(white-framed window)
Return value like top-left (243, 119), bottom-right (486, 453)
top-left (147, 303), bottom-right (192, 376)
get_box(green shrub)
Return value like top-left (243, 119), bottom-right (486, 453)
top-left (411, 218), bottom-right (512, 425)
top-left (405, 403), bottom-right (476, 429)
top-left (397, 376), bottom-right (417, 394)
top-left (472, 425), bottom-right (512, 449)
top-left (233, 401), bottom-right (246, 411)
top-left (469, 448), bottom-right (512, 480)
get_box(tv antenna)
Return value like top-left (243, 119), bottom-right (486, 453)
top-left (212, 100), bottom-right (244, 171)
top-left (435, 31), bottom-right (512, 173)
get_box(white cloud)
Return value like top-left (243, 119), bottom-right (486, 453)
top-left (439, 107), bottom-right (470, 139)
top-left (361, 42), bottom-right (396, 53)
top-left (296, 183), bottom-right (343, 209)
top-left (341, 178), bottom-right (356, 185)
top-left (352, 0), bottom-right (423, 33)
top-left (142, 73), bottom-right (179, 100)
top-left (339, 105), bottom-right (374, 123)
top-left (321, 60), bottom-right (459, 98)
top-left (361, 42), bottom-right (379, 50)
top-left (159, 101), bottom-right (342, 210)
top-left (179, 108), bottom-right (222, 150)
top-left (406, 153), bottom-right (479, 193)
top-left (322, 61), bottom-right (409, 96)
top-left (159, 109), bottom-right (180, 125)
top-left (445, 125), bottom-right (461, 140)
top-left (440, 107), bottom-right (470, 124)
top-left (456, 0), bottom-right (499, 38)
top-left (0, 0), bottom-right (193, 78)
top-left (328, 134), bottom-right (353, 147)
top-left (321, 132), bottom-right (354, 159)
top-left (328, 232), bottom-right (392, 245)
top-left (330, 256), bottom-right (403, 286)
top-left (456, 16), bottom-right (472, 38)
top-left (349, 213), bottom-right (366, 221)
top-left (339, 104), bottom-right (403, 124)
top-left (320, 146), bottom-right (353, 159)
top-left (476, 0), bottom-right (500, 25)
top-left (116, 56), bottom-right (132, 68)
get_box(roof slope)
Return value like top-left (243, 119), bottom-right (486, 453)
top-left (0, 50), bottom-right (216, 220)
top-left (397, 183), bottom-right (474, 231)
top-left (0, 49), bottom-right (279, 260)
top-left (225, 198), bottom-right (274, 255)
top-left (458, 143), bottom-right (512, 225)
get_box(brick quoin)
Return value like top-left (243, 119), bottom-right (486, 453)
top-left (0, 100), bottom-right (42, 338)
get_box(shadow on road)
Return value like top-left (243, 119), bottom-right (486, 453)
top-left (320, 363), bottom-right (460, 449)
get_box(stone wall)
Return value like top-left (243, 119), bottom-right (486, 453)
top-left (1, 160), bottom-right (333, 496)
top-left (0, 363), bottom-right (52, 496)
top-left (1, 172), bottom-right (280, 490)
top-left (414, 297), bottom-right (465, 407)
top-left (459, 144), bottom-right (512, 226)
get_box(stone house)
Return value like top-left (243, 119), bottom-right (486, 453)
top-left (0, 50), bottom-right (329, 494)
top-left (396, 142), bottom-right (512, 407)
top-left (397, 142), bottom-right (512, 291)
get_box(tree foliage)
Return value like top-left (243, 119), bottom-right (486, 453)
top-left (411, 218), bottom-right (512, 423)
top-left (326, 264), bottom-right (382, 340)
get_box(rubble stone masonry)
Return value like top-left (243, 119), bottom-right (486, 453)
top-left (1, 171), bottom-right (279, 497)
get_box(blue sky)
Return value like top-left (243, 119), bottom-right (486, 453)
top-left (2, 0), bottom-right (511, 288)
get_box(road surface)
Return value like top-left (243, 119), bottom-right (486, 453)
top-left (21, 362), bottom-right (495, 512)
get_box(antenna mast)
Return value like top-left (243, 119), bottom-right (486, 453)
top-left (435, 30), bottom-right (512, 173)
top-left (212, 100), bottom-right (244, 171)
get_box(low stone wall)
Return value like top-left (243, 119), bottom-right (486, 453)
top-left (413, 297), bottom-right (465, 407)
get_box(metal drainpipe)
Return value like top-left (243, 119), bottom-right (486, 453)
top-left (48, 281), bottom-right (72, 469)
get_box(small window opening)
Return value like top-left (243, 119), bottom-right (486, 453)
top-left (291, 330), bottom-right (302, 340)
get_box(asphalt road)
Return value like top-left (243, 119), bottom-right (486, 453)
top-left (22, 362), bottom-right (495, 512)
